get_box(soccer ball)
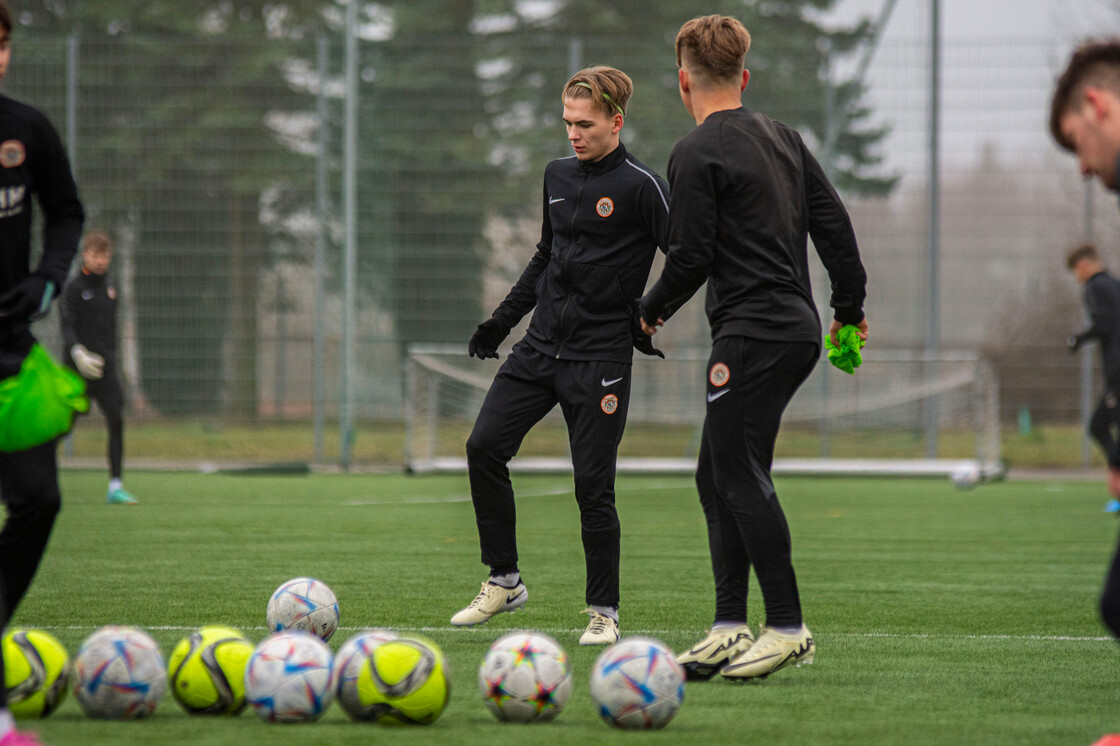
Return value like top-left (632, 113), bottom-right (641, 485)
top-left (72, 626), bottom-right (167, 719)
top-left (265, 577), bottom-right (339, 641)
top-left (2, 628), bottom-right (71, 718)
top-left (589, 637), bottom-right (685, 730)
top-left (950, 465), bottom-right (983, 490)
top-left (348, 636), bottom-right (450, 725)
top-left (244, 631), bottom-right (335, 723)
top-left (479, 631), bottom-right (572, 723)
top-left (334, 629), bottom-right (398, 720)
top-left (167, 625), bottom-right (254, 715)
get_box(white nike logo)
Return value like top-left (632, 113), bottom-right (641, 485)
top-left (601, 376), bottom-right (624, 387)
top-left (707, 389), bottom-right (730, 402)
top-left (549, 197), bottom-right (565, 204)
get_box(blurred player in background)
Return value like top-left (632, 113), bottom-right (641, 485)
top-left (60, 231), bottom-right (137, 505)
top-left (1065, 243), bottom-right (1120, 513)
top-left (0, 0), bottom-right (86, 742)
top-left (1051, 38), bottom-right (1120, 641)
top-left (452, 66), bottom-right (670, 645)
top-left (639, 15), bottom-right (867, 681)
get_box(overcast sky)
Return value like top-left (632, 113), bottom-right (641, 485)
top-left (816, 0), bottom-right (1120, 172)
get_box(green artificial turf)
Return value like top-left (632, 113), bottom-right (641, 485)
top-left (9, 470), bottom-right (1119, 745)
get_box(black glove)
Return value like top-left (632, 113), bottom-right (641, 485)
top-left (631, 299), bottom-right (664, 359)
top-left (0, 274), bottom-right (56, 321)
top-left (469, 317), bottom-right (511, 359)
top-left (1068, 333), bottom-right (1084, 353)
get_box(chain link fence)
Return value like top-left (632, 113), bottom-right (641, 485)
top-left (8, 27), bottom-right (1115, 466)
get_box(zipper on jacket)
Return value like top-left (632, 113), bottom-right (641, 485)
top-left (556, 167), bottom-right (592, 358)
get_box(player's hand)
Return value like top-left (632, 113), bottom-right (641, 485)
top-left (633, 334), bottom-right (664, 358)
top-left (71, 344), bottom-right (105, 380)
top-left (637, 298), bottom-right (664, 335)
top-left (469, 317), bottom-right (510, 360)
top-left (0, 274), bottom-right (57, 322)
top-left (830, 316), bottom-right (869, 347)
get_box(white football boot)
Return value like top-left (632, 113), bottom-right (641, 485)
top-left (579, 608), bottom-right (620, 645)
top-left (720, 624), bottom-right (814, 680)
top-left (675, 623), bottom-right (755, 681)
top-left (450, 580), bottom-right (528, 626)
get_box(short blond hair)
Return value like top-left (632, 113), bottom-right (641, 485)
top-left (676, 15), bottom-right (751, 87)
top-left (562, 66), bottom-right (633, 119)
top-left (82, 231), bottom-right (113, 254)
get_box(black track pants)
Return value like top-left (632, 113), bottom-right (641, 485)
top-left (1089, 389), bottom-right (1120, 469)
top-left (85, 367), bottom-right (124, 480)
top-left (695, 336), bottom-right (818, 628)
top-left (466, 344), bottom-right (630, 607)
top-left (0, 439), bottom-right (62, 708)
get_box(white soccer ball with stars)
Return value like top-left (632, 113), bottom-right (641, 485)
top-left (589, 636), bottom-right (684, 730)
top-left (478, 631), bottom-right (572, 723)
top-left (265, 577), bottom-right (339, 641)
top-left (72, 625), bottom-right (167, 720)
top-left (244, 631), bottom-right (335, 723)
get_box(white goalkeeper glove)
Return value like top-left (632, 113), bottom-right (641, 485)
top-left (71, 344), bottom-right (105, 380)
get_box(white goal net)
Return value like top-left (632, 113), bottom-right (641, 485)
top-left (404, 344), bottom-right (1003, 483)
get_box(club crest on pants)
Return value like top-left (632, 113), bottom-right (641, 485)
top-left (709, 362), bottom-right (730, 387)
top-left (600, 394), bottom-right (618, 414)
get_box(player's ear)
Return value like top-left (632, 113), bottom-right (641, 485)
top-left (1086, 87), bottom-right (1112, 123)
top-left (741, 69), bottom-right (750, 92)
top-left (678, 68), bottom-right (689, 93)
top-left (611, 112), bottom-right (623, 134)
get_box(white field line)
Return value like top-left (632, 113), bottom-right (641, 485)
top-left (341, 481), bottom-right (692, 507)
top-left (35, 625), bottom-right (1113, 642)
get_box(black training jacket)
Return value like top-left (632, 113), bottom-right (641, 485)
top-left (490, 142), bottom-right (669, 363)
top-left (1076, 270), bottom-right (1120, 389)
top-left (60, 269), bottom-right (118, 372)
top-left (643, 107), bottom-right (865, 345)
top-left (0, 93), bottom-right (84, 354)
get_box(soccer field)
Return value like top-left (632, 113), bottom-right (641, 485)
top-left (13, 469), bottom-right (1120, 745)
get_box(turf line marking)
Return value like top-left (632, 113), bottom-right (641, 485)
top-left (37, 625), bottom-right (1113, 642)
top-left (342, 480), bottom-right (694, 507)
top-left (343, 486), bottom-right (571, 506)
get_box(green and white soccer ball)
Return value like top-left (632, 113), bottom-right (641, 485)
top-left (479, 631), bottom-right (572, 723)
top-left (167, 625), bottom-right (254, 715)
top-left (2, 628), bottom-right (71, 718)
top-left (341, 636), bottom-right (450, 725)
top-left (73, 625), bottom-right (167, 719)
top-left (265, 577), bottom-right (339, 641)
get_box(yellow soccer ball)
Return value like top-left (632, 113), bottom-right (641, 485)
top-left (2, 628), bottom-right (70, 718)
top-left (167, 625), bottom-right (254, 715)
top-left (354, 637), bottom-right (450, 725)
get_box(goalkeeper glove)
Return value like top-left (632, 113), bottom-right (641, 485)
top-left (469, 317), bottom-right (511, 359)
top-left (71, 344), bottom-right (105, 380)
top-left (631, 300), bottom-right (664, 358)
top-left (0, 274), bottom-right (57, 322)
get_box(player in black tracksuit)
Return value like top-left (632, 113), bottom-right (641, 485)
top-left (1066, 245), bottom-right (1120, 510)
top-left (60, 232), bottom-right (137, 505)
top-left (451, 67), bottom-right (669, 645)
top-left (0, 2), bottom-right (85, 739)
top-left (640, 15), bottom-right (866, 680)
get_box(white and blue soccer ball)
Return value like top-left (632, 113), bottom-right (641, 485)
top-left (589, 637), bottom-right (684, 730)
top-left (479, 631), bottom-right (572, 723)
top-left (72, 626), bottom-right (167, 720)
top-left (265, 577), bottom-right (339, 641)
top-left (334, 629), bottom-right (398, 720)
top-left (950, 465), bottom-right (983, 490)
top-left (244, 631), bottom-right (335, 723)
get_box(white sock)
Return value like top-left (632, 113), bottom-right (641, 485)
top-left (109, 478), bottom-right (123, 493)
top-left (589, 604), bottom-right (618, 623)
top-left (0, 709), bottom-right (14, 737)
top-left (770, 624), bottom-right (803, 635)
top-left (488, 572), bottom-right (519, 588)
